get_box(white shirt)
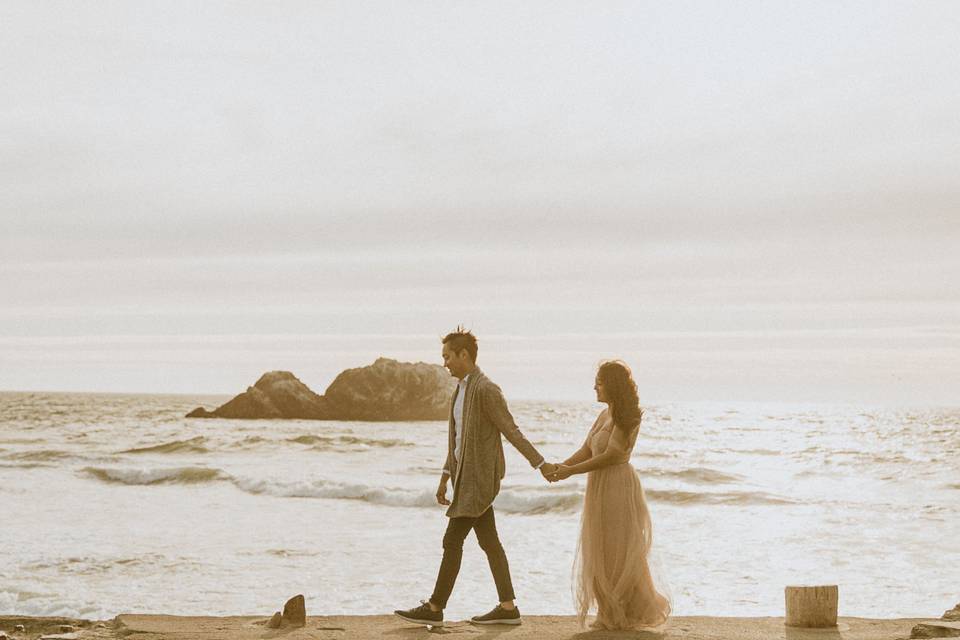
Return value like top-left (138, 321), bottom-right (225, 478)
top-left (453, 374), bottom-right (469, 464)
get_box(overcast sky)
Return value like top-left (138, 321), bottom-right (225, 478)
top-left (1, 2), bottom-right (958, 403)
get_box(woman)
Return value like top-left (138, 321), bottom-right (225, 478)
top-left (549, 360), bottom-right (671, 630)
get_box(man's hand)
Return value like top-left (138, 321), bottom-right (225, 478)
top-left (436, 475), bottom-right (450, 505)
top-left (540, 462), bottom-right (558, 482)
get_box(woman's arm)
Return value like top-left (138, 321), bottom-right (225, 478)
top-left (556, 426), bottom-right (628, 478)
top-left (561, 444), bottom-right (591, 467)
top-left (560, 411), bottom-right (604, 466)
top-left (562, 447), bottom-right (619, 476)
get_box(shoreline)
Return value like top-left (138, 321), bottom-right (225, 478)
top-left (4, 389), bottom-right (959, 411)
top-left (3, 614), bottom-right (956, 640)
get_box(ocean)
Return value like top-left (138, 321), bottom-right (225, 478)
top-left (1, 391), bottom-right (957, 622)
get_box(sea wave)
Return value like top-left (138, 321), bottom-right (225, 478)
top-left (4, 449), bottom-right (74, 462)
top-left (0, 462), bottom-right (53, 469)
top-left (288, 434), bottom-right (413, 448)
top-left (23, 553), bottom-right (184, 575)
top-left (494, 488), bottom-right (583, 514)
top-left (230, 476), bottom-right (437, 508)
top-left (229, 476), bottom-right (584, 514)
top-left (530, 439), bottom-right (579, 446)
top-left (636, 451), bottom-right (675, 459)
top-left (643, 467), bottom-right (744, 484)
top-left (644, 488), bottom-right (797, 506)
top-left (83, 466), bottom-right (224, 485)
top-left (77, 466), bottom-right (795, 509)
top-left (120, 436), bottom-right (210, 455)
top-left (262, 549), bottom-right (319, 558)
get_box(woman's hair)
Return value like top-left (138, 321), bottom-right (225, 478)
top-left (597, 360), bottom-right (643, 433)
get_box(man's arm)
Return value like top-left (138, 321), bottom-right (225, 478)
top-left (442, 444), bottom-right (454, 480)
top-left (480, 381), bottom-right (545, 468)
top-left (436, 471), bottom-right (450, 505)
top-left (437, 418), bottom-right (454, 504)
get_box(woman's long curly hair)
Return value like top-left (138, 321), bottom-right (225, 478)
top-left (597, 360), bottom-right (643, 433)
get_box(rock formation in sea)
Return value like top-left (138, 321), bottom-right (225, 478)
top-left (186, 371), bottom-right (327, 420)
top-left (186, 358), bottom-right (455, 421)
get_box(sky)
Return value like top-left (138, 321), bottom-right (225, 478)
top-left (1, 2), bottom-right (958, 403)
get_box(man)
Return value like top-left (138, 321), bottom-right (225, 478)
top-left (394, 328), bottom-right (556, 627)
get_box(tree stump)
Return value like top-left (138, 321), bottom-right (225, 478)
top-left (785, 585), bottom-right (838, 628)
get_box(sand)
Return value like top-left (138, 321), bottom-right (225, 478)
top-left (2, 614), bottom-right (953, 640)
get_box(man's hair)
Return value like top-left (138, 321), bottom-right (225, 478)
top-left (442, 326), bottom-right (479, 362)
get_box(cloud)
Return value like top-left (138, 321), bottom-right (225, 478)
top-left (2, 2), bottom-right (958, 399)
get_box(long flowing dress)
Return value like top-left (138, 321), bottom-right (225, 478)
top-left (573, 409), bottom-right (672, 630)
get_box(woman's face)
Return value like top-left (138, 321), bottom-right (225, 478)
top-left (594, 376), bottom-right (608, 403)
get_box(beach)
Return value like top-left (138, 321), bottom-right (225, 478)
top-left (4, 613), bottom-right (957, 640)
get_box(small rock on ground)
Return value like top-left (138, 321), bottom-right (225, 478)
top-left (267, 612), bottom-right (283, 629)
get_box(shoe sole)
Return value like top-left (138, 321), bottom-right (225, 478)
top-left (394, 612), bottom-right (444, 627)
top-left (470, 618), bottom-right (522, 626)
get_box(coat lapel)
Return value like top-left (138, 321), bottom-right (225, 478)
top-left (452, 368), bottom-right (483, 489)
top-left (447, 384), bottom-right (458, 477)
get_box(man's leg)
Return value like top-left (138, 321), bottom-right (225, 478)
top-left (473, 506), bottom-right (516, 606)
top-left (429, 516), bottom-right (476, 610)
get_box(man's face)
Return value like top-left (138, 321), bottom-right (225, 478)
top-left (442, 344), bottom-right (470, 379)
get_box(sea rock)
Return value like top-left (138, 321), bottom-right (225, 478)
top-left (186, 359), bottom-right (455, 421)
top-left (282, 594), bottom-right (306, 627)
top-left (14, 625), bottom-right (25, 632)
top-left (267, 612), bottom-right (283, 629)
top-left (215, 371), bottom-right (328, 420)
top-left (59, 625), bottom-right (75, 633)
top-left (945, 604), bottom-right (960, 621)
top-left (323, 358), bottom-right (456, 421)
top-left (911, 622), bottom-right (960, 638)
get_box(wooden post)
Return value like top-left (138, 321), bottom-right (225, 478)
top-left (785, 585), bottom-right (838, 628)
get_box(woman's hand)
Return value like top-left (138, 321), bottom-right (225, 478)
top-left (550, 464), bottom-right (573, 481)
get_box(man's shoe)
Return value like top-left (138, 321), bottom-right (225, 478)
top-left (394, 600), bottom-right (443, 627)
top-left (470, 604), bottom-right (522, 625)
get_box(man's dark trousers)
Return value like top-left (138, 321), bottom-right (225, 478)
top-left (430, 506), bottom-right (515, 608)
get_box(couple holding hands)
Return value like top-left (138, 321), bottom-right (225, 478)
top-left (394, 328), bottom-right (671, 631)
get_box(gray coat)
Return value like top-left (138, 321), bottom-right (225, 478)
top-left (442, 368), bottom-right (544, 518)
